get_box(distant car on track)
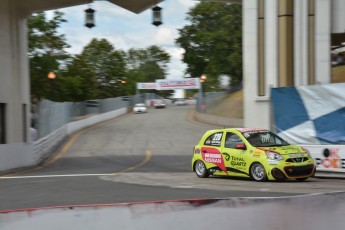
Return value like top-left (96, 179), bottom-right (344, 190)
top-left (192, 128), bottom-right (316, 182)
top-left (154, 100), bottom-right (166, 109)
top-left (174, 98), bottom-right (187, 106)
top-left (133, 103), bottom-right (147, 114)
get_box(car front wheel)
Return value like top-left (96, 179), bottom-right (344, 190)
top-left (250, 163), bottom-right (267, 182)
top-left (194, 160), bottom-right (209, 178)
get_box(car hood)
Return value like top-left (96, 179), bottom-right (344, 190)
top-left (257, 145), bottom-right (305, 155)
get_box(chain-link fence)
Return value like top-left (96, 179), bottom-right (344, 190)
top-left (33, 93), bottom-right (161, 139)
top-left (195, 91), bottom-right (226, 113)
top-left (195, 83), bottom-right (243, 113)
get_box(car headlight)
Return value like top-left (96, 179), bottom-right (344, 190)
top-left (265, 151), bottom-right (284, 161)
top-left (302, 147), bottom-right (312, 158)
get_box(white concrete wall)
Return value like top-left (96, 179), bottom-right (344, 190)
top-left (294, 0), bottom-right (309, 86)
top-left (243, 0), bottom-right (336, 129)
top-left (315, 0), bottom-right (331, 84)
top-left (0, 108), bottom-right (127, 173)
top-left (0, 143), bottom-right (35, 172)
top-left (265, 0), bottom-right (278, 91)
top-left (331, 0), bottom-right (345, 33)
top-left (244, 0), bottom-right (270, 129)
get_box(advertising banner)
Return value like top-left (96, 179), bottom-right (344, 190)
top-left (271, 83), bottom-right (345, 144)
top-left (302, 144), bottom-right (345, 172)
top-left (156, 78), bottom-right (200, 90)
top-left (136, 83), bottom-right (157, 90)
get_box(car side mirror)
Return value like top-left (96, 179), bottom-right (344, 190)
top-left (235, 143), bottom-right (246, 150)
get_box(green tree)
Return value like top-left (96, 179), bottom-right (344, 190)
top-left (28, 11), bottom-right (71, 101)
top-left (125, 45), bottom-right (170, 95)
top-left (60, 55), bottom-right (97, 101)
top-left (176, 2), bottom-right (242, 88)
top-left (77, 38), bottom-right (126, 98)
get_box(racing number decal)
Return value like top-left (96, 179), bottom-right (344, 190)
top-left (201, 147), bottom-right (226, 173)
top-left (213, 133), bottom-right (222, 141)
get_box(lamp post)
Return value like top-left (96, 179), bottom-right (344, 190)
top-left (199, 74), bottom-right (207, 112)
top-left (121, 80), bottom-right (126, 95)
top-left (152, 5), bottom-right (162, 26)
top-left (48, 71), bottom-right (56, 80)
top-left (85, 7), bottom-right (95, 28)
top-left (48, 71), bottom-right (56, 100)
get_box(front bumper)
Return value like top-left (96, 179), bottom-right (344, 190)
top-left (134, 109), bottom-right (146, 113)
top-left (270, 164), bottom-right (316, 180)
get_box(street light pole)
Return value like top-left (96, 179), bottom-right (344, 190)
top-left (47, 71), bottom-right (56, 100)
top-left (121, 80), bottom-right (126, 96)
top-left (199, 74), bottom-right (207, 112)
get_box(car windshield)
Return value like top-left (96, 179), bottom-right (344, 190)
top-left (135, 103), bottom-right (145, 107)
top-left (242, 131), bottom-right (289, 147)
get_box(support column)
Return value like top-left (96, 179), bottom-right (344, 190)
top-left (265, 0), bottom-right (278, 92)
top-left (294, 0), bottom-right (309, 86)
top-left (315, 0), bottom-right (331, 84)
top-left (0, 0), bottom-right (30, 143)
top-left (308, 0), bottom-right (315, 85)
top-left (278, 0), bottom-right (294, 87)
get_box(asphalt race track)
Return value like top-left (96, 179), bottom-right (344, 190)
top-left (0, 105), bottom-right (344, 211)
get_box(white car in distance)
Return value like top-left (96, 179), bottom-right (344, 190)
top-left (133, 103), bottom-right (147, 114)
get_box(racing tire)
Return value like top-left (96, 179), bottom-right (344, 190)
top-left (295, 177), bottom-right (308, 182)
top-left (250, 163), bottom-right (267, 182)
top-left (194, 160), bottom-right (209, 178)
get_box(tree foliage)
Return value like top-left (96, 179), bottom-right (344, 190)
top-left (125, 45), bottom-right (170, 95)
top-left (28, 12), bottom-right (171, 102)
top-left (73, 38), bottom-right (127, 98)
top-left (176, 3), bottom-right (242, 88)
top-left (28, 11), bottom-right (71, 101)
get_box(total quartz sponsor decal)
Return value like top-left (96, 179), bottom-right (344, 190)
top-left (201, 147), bottom-right (226, 172)
top-left (230, 156), bottom-right (246, 167)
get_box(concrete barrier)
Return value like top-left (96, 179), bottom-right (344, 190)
top-left (1, 192), bottom-right (345, 230)
top-left (0, 108), bottom-right (128, 174)
top-left (0, 143), bottom-right (35, 172)
top-left (302, 144), bottom-right (345, 177)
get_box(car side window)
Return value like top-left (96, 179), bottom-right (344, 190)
top-left (225, 133), bottom-right (243, 149)
top-left (204, 132), bottom-right (223, 147)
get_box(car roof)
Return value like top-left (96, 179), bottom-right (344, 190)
top-left (205, 128), bottom-right (269, 134)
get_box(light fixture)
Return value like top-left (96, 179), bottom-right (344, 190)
top-left (200, 74), bottom-right (207, 82)
top-left (48, 71), bottom-right (56, 79)
top-left (85, 7), bottom-right (95, 28)
top-left (152, 5), bottom-right (162, 26)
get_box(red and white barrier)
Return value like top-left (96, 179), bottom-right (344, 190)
top-left (302, 145), bottom-right (345, 177)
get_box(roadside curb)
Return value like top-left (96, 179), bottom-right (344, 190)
top-left (190, 109), bottom-right (243, 128)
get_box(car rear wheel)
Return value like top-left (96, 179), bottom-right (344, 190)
top-left (250, 163), bottom-right (267, 182)
top-left (194, 160), bottom-right (209, 178)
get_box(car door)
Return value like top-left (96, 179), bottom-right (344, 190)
top-left (221, 132), bottom-right (250, 177)
top-left (200, 131), bottom-right (227, 175)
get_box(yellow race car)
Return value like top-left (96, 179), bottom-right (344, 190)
top-left (192, 128), bottom-right (316, 181)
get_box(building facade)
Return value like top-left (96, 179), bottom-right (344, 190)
top-left (243, 0), bottom-right (345, 129)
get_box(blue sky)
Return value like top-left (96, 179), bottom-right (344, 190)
top-left (48, 0), bottom-right (198, 79)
